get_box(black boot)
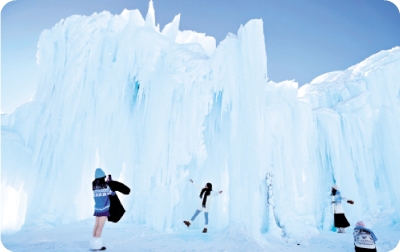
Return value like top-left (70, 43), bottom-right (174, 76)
top-left (183, 221), bottom-right (191, 227)
top-left (202, 228), bottom-right (207, 233)
top-left (90, 247), bottom-right (106, 251)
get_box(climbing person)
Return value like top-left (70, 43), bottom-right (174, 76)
top-left (90, 168), bottom-right (115, 251)
top-left (331, 185), bottom-right (353, 233)
top-left (353, 221), bottom-right (378, 252)
top-left (183, 179), bottom-right (222, 233)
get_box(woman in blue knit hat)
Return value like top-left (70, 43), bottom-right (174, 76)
top-left (90, 168), bottom-right (115, 251)
top-left (353, 221), bottom-right (378, 252)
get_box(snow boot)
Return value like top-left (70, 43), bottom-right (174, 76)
top-left (90, 237), bottom-right (106, 251)
top-left (337, 228), bottom-right (345, 233)
top-left (183, 220), bottom-right (191, 227)
top-left (202, 228), bottom-right (207, 233)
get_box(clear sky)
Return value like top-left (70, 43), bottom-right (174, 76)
top-left (1, 0), bottom-right (400, 113)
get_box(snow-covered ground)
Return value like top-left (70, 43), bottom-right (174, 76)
top-left (1, 219), bottom-right (400, 252)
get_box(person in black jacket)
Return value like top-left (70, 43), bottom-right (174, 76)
top-left (106, 174), bottom-right (131, 223)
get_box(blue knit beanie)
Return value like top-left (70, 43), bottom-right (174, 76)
top-left (95, 168), bottom-right (106, 179)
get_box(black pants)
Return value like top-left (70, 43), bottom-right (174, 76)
top-left (355, 246), bottom-right (377, 252)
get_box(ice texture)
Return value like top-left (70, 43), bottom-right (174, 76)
top-left (1, 1), bottom-right (399, 243)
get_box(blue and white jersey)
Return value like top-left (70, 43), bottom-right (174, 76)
top-left (93, 185), bottom-right (115, 214)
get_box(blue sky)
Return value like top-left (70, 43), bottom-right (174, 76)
top-left (1, 0), bottom-right (400, 113)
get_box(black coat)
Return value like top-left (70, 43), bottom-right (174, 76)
top-left (107, 180), bottom-right (130, 223)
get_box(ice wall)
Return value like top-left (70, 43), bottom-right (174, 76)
top-left (1, 1), bottom-right (400, 242)
top-left (299, 48), bottom-right (400, 230)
